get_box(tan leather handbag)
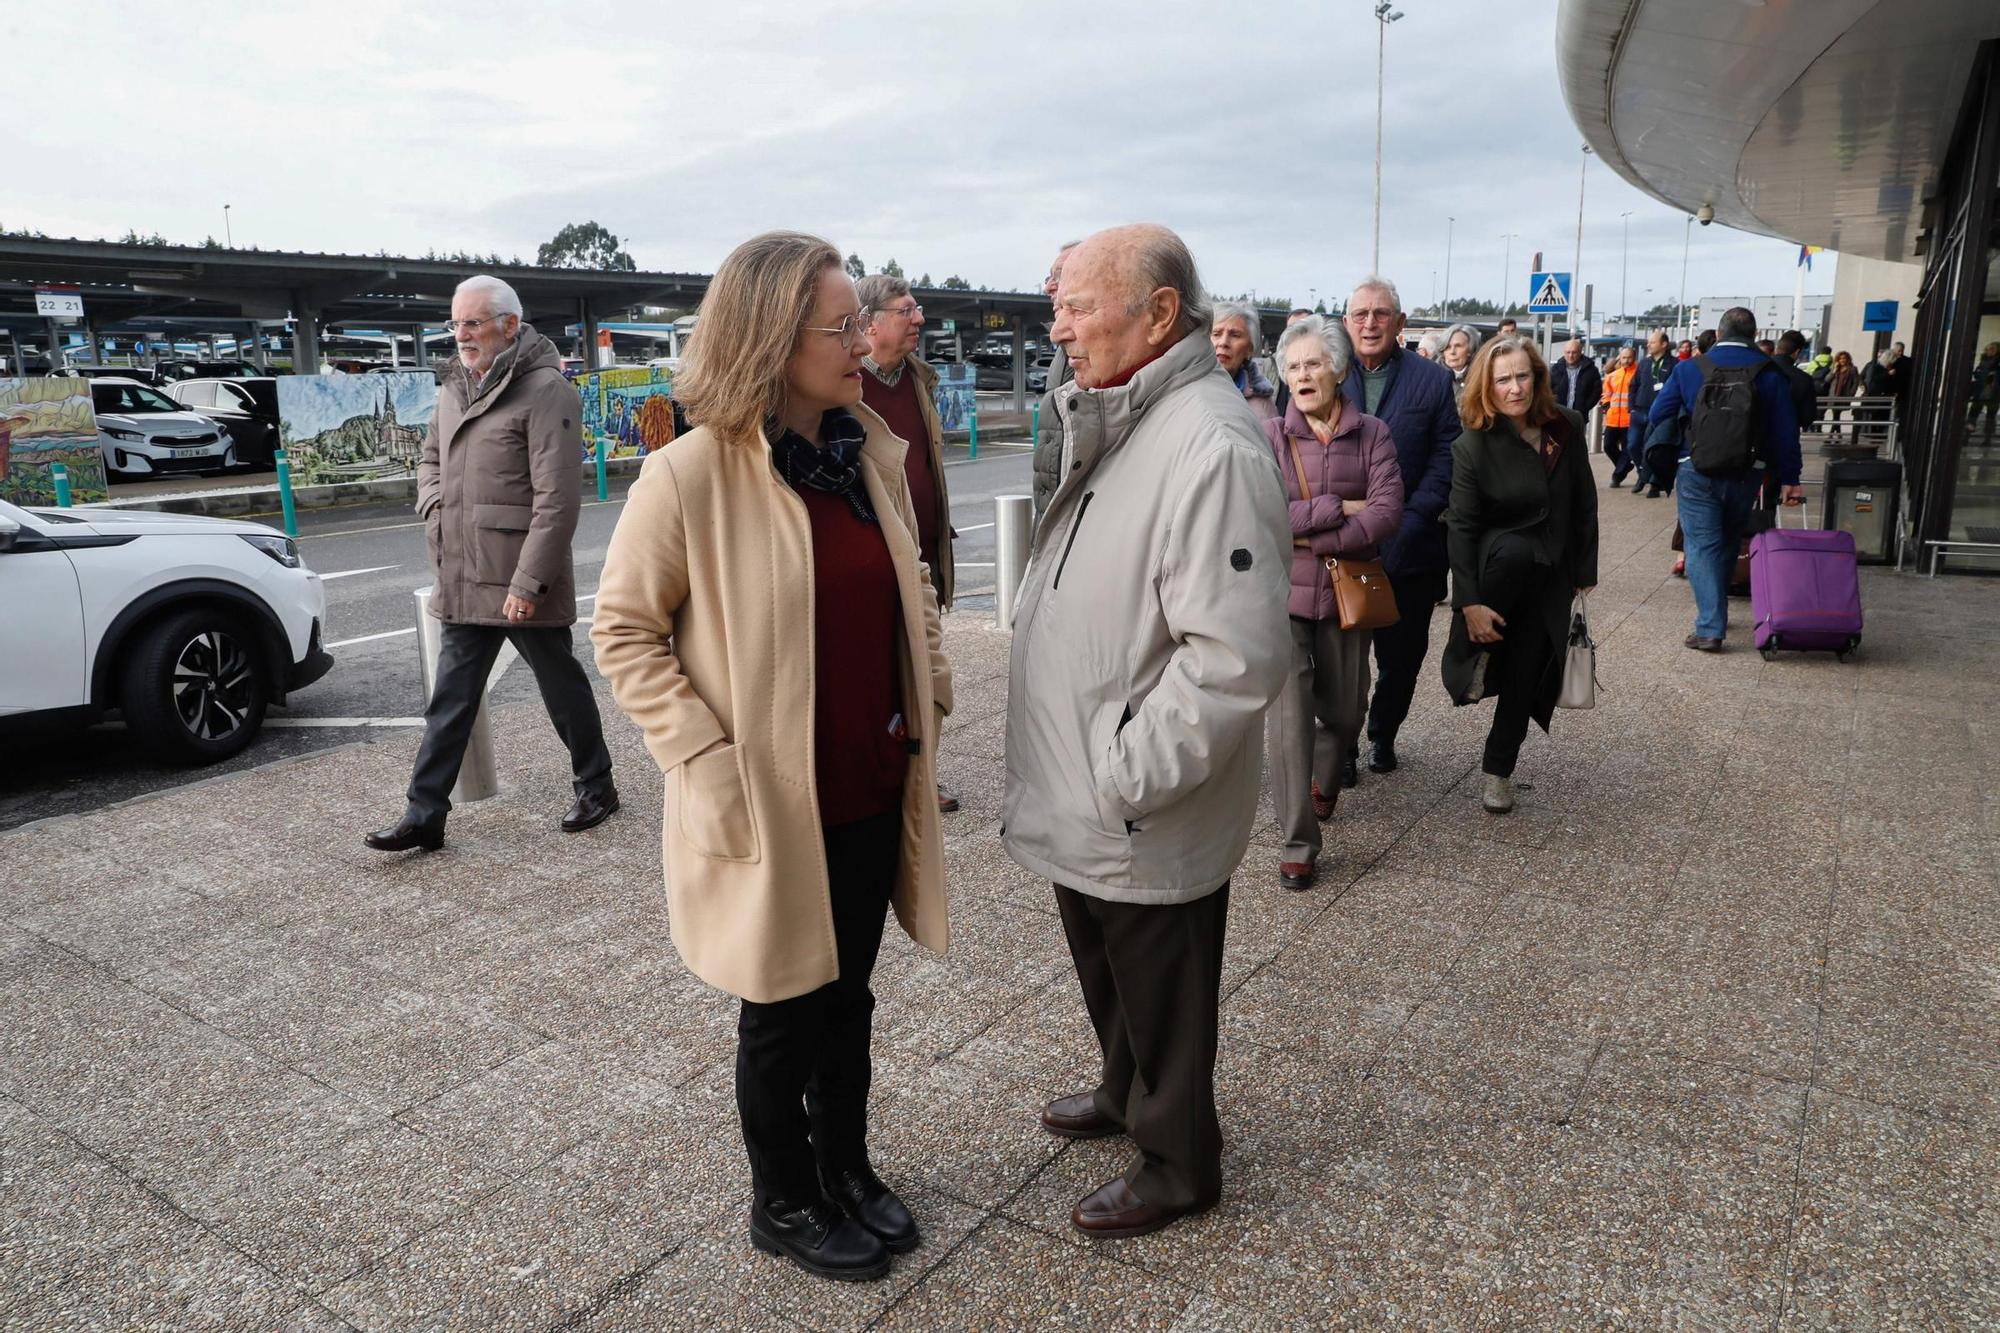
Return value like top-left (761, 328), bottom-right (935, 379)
top-left (1286, 433), bottom-right (1401, 632)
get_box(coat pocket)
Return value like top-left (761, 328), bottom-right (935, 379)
top-left (1087, 699), bottom-right (1136, 837)
top-left (471, 502), bottom-right (533, 586)
top-left (677, 743), bottom-right (761, 862)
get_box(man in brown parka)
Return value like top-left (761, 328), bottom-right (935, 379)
top-left (365, 275), bottom-right (617, 851)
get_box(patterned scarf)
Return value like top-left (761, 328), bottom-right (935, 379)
top-left (770, 408), bottom-right (877, 524)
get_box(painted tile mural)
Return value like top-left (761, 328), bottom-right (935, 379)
top-left (0, 378), bottom-right (104, 505)
top-left (274, 372), bottom-right (438, 484)
top-left (573, 365), bottom-right (676, 462)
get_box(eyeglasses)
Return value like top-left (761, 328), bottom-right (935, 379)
top-left (803, 311), bottom-right (870, 347)
top-left (443, 315), bottom-right (513, 334)
top-left (1285, 358), bottom-right (1332, 377)
top-left (1347, 308), bottom-right (1399, 325)
top-left (877, 303), bottom-right (922, 321)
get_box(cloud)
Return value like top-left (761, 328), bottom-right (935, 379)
top-left (8, 0), bottom-right (1825, 316)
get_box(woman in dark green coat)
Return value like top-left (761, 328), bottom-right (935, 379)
top-left (1440, 336), bottom-right (1599, 814)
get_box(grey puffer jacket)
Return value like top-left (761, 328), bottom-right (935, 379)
top-left (1031, 342), bottom-right (1071, 525)
top-left (1002, 330), bottom-right (1292, 905)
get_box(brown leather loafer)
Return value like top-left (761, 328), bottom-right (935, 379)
top-left (1070, 1177), bottom-right (1203, 1239)
top-left (1040, 1091), bottom-right (1121, 1140)
top-left (1310, 782), bottom-right (1335, 821)
top-left (1683, 634), bottom-right (1724, 653)
top-left (1278, 860), bottom-right (1315, 891)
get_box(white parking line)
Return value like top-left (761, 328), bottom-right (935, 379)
top-left (265, 717), bottom-right (425, 728)
top-left (956, 523), bottom-right (995, 533)
top-left (326, 590), bottom-right (600, 650)
top-left (957, 562), bottom-right (996, 568)
top-left (319, 564), bottom-right (399, 582)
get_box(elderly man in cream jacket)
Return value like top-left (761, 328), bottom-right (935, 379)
top-left (1003, 224), bottom-right (1291, 1240)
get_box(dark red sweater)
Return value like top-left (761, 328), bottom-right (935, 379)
top-left (795, 485), bottom-right (908, 826)
top-left (860, 369), bottom-right (941, 572)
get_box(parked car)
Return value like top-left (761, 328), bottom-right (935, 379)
top-left (165, 377), bottom-right (283, 468)
top-left (53, 364), bottom-right (163, 386)
top-left (89, 378), bottom-right (237, 479)
top-left (0, 497), bottom-right (331, 762)
top-left (154, 361), bottom-right (267, 383)
top-left (965, 352), bottom-right (1048, 394)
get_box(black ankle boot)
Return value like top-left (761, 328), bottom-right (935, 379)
top-left (749, 1197), bottom-right (890, 1282)
top-left (820, 1164), bottom-right (920, 1254)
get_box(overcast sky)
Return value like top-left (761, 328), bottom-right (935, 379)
top-left (9, 1), bottom-right (1829, 317)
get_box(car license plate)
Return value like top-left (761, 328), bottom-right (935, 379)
top-left (170, 447), bottom-right (210, 458)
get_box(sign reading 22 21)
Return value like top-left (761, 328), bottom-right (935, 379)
top-left (35, 287), bottom-right (85, 319)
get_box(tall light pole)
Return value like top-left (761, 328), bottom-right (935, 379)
top-left (1443, 216), bottom-right (1454, 320)
top-left (223, 204), bottom-right (232, 248)
top-left (1574, 144), bottom-right (1591, 334)
top-left (1618, 210), bottom-right (1632, 334)
top-left (1371, 3), bottom-right (1404, 274)
top-left (1500, 232), bottom-right (1517, 312)
top-left (1678, 214), bottom-right (1694, 342)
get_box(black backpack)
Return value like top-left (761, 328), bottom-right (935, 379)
top-left (1688, 352), bottom-right (1768, 475)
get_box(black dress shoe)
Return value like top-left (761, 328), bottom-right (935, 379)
top-left (749, 1197), bottom-right (890, 1282)
top-left (1684, 634), bottom-right (1724, 653)
top-left (1340, 747), bottom-right (1360, 790)
top-left (1368, 740), bottom-right (1398, 773)
top-left (820, 1165), bottom-right (919, 1254)
top-left (363, 818), bottom-right (443, 853)
top-left (1040, 1091), bottom-right (1122, 1139)
top-left (560, 786), bottom-right (619, 833)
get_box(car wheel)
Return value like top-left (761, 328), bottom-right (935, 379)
top-left (118, 608), bottom-right (270, 763)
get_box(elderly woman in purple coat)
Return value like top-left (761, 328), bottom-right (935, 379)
top-left (1261, 316), bottom-right (1404, 891)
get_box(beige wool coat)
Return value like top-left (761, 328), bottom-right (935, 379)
top-left (417, 327), bottom-right (583, 627)
top-left (591, 405), bottom-right (954, 1003)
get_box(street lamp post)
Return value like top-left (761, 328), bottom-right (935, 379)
top-left (1500, 232), bottom-right (1517, 313)
top-left (1574, 145), bottom-right (1591, 333)
top-left (1371, 3), bottom-right (1403, 275)
top-left (1678, 214), bottom-right (1694, 342)
top-left (1619, 210), bottom-right (1632, 335)
top-left (1443, 216), bottom-right (1454, 321)
top-left (223, 204), bottom-right (232, 248)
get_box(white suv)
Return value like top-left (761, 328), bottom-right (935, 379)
top-left (0, 498), bottom-right (331, 762)
top-left (89, 377), bottom-right (236, 478)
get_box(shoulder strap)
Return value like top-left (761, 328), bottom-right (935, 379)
top-left (1286, 432), bottom-right (1313, 501)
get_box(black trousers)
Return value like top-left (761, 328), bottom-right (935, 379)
top-left (1476, 538), bottom-right (1559, 778)
top-left (1055, 882), bottom-right (1229, 1211)
top-left (405, 622), bottom-right (614, 824)
top-left (736, 812), bottom-right (900, 1209)
top-left (1366, 566), bottom-right (1449, 749)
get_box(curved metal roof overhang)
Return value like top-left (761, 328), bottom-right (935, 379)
top-left (1558, 0), bottom-right (2000, 263)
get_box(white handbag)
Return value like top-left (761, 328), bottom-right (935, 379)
top-left (1557, 594), bottom-right (1598, 710)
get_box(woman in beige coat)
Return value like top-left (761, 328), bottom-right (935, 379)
top-left (592, 231), bottom-right (952, 1284)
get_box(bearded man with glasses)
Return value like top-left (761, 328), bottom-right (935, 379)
top-left (856, 273), bottom-right (959, 813)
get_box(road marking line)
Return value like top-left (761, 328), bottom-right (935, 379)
top-left (326, 627), bottom-right (416, 648)
top-left (266, 717), bottom-right (425, 728)
top-left (299, 496), bottom-right (626, 541)
top-left (319, 564), bottom-right (399, 581)
top-left (957, 562), bottom-right (997, 568)
top-left (956, 523), bottom-right (995, 533)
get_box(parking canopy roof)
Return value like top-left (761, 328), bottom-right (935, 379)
top-left (0, 235), bottom-right (1068, 337)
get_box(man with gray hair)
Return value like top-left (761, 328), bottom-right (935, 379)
top-left (366, 274), bottom-right (617, 851)
top-left (1032, 241), bottom-right (1081, 523)
top-left (856, 271), bottom-right (959, 812)
top-left (1004, 223), bottom-right (1291, 1239)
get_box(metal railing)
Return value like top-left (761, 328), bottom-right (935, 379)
top-left (1811, 395), bottom-right (1900, 459)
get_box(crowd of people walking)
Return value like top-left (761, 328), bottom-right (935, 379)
top-left (364, 222), bottom-right (1888, 1283)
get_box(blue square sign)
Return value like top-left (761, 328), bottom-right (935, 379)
top-left (1861, 300), bottom-right (1898, 332)
top-left (1527, 271), bottom-right (1572, 314)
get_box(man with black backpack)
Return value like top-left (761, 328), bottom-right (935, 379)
top-left (1646, 306), bottom-right (1803, 652)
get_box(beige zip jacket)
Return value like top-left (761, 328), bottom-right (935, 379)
top-left (1002, 330), bottom-right (1291, 905)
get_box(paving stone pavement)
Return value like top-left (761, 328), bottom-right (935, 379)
top-left (4, 452), bottom-right (1998, 1331)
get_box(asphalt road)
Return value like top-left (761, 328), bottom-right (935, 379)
top-left (0, 444), bottom-right (1036, 831)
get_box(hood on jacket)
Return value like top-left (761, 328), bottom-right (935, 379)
top-left (443, 325), bottom-right (563, 403)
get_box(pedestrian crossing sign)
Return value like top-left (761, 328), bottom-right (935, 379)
top-left (1527, 271), bottom-right (1572, 314)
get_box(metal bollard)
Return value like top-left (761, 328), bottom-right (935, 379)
top-left (50, 462), bottom-right (72, 507)
top-left (994, 494), bottom-right (1033, 630)
top-left (1031, 399), bottom-right (1039, 442)
top-left (273, 448), bottom-right (298, 538)
top-left (969, 405), bottom-right (979, 460)
top-left (595, 435), bottom-right (608, 501)
top-left (413, 585), bottom-right (499, 804)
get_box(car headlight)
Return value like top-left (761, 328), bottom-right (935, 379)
top-left (104, 426), bottom-right (143, 441)
top-left (239, 533), bottom-right (301, 568)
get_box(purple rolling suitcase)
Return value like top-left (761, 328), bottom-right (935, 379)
top-left (1748, 507), bottom-right (1862, 660)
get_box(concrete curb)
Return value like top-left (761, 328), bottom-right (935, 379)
top-left (88, 430), bottom-right (1034, 518)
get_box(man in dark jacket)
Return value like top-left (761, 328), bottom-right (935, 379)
top-left (1549, 339), bottom-right (1603, 416)
top-left (1627, 330), bottom-right (1676, 497)
top-left (1649, 306), bottom-right (1803, 652)
top-left (1340, 277), bottom-right (1459, 778)
top-left (1031, 241), bottom-right (1079, 525)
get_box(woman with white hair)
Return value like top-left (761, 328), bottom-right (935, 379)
top-left (1262, 316), bottom-right (1404, 889)
top-left (1210, 300), bottom-right (1278, 419)
top-left (1416, 328), bottom-right (1448, 361)
top-left (1441, 324), bottom-right (1481, 399)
